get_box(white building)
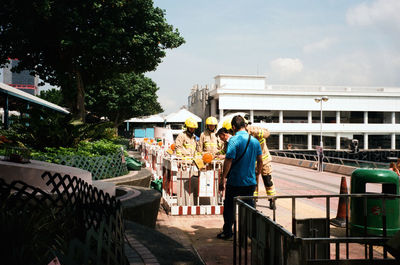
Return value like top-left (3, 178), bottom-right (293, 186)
top-left (188, 75), bottom-right (400, 150)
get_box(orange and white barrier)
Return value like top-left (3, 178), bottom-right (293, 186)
top-left (162, 157), bottom-right (224, 215)
top-left (140, 140), bottom-right (224, 215)
top-left (170, 205), bottom-right (224, 215)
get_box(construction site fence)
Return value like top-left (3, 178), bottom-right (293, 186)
top-left (161, 158), bottom-right (224, 215)
top-left (233, 194), bottom-right (400, 265)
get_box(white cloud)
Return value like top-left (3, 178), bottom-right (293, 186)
top-left (280, 50), bottom-right (400, 87)
top-left (303, 38), bottom-right (337, 54)
top-left (346, 0), bottom-right (400, 29)
top-left (270, 58), bottom-right (303, 75)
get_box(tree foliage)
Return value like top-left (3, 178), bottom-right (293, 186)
top-left (3, 108), bottom-right (116, 151)
top-left (86, 72), bottom-right (163, 128)
top-left (0, 0), bottom-right (184, 121)
top-left (39, 88), bottom-right (66, 107)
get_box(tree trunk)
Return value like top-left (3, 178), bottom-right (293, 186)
top-left (113, 112), bottom-right (120, 136)
top-left (73, 70), bottom-right (86, 122)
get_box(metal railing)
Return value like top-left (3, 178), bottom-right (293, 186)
top-left (270, 151), bottom-right (390, 169)
top-left (234, 194), bottom-right (400, 265)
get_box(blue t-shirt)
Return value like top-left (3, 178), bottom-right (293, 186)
top-left (226, 130), bottom-right (262, 186)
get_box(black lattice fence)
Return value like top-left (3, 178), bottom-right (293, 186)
top-left (34, 151), bottom-right (128, 180)
top-left (0, 172), bottom-right (127, 265)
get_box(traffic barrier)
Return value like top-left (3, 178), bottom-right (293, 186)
top-left (330, 176), bottom-right (349, 227)
top-left (161, 156), bottom-right (224, 215)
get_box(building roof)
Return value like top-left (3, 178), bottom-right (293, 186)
top-left (165, 108), bottom-right (202, 123)
top-left (125, 114), bottom-right (164, 123)
top-left (0, 82), bottom-right (69, 114)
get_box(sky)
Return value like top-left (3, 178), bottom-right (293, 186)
top-left (146, 0), bottom-right (400, 114)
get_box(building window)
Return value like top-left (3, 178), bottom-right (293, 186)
top-left (283, 134), bottom-right (307, 149)
top-left (283, 111), bottom-right (308, 123)
top-left (340, 137), bottom-right (353, 150)
top-left (369, 135), bottom-right (391, 149)
top-left (368, 112), bottom-right (390, 124)
top-left (312, 111), bottom-right (336, 123)
top-left (268, 134), bottom-right (279, 149)
top-left (340, 111), bottom-right (363, 123)
top-left (254, 110), bottom-right (278, 123)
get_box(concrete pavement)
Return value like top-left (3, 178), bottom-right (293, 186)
top-left (124, 162), bottom-right (350, 264)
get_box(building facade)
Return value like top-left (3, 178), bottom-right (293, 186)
top-left (3, 59), bottom-right (38, 95)
top-left (188, 75), bottom-right (400, 150)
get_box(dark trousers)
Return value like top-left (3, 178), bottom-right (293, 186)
top-left (222, 184), bottom-right (256, 235)
top-left (262, 174), bottom-right (273, 187)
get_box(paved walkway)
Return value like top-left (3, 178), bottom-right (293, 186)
top-left (123, 162), bottom-right (347, 264)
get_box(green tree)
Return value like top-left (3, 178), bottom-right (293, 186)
top-left (86, 72), bottom-right (163, 128)
top-left (0, 0), bottom-right (184, 121)
top-left (38, 88), bottom-right (65, 107)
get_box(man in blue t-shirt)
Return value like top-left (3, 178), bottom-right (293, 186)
top-left (217, 115), bottom-right (263, 240)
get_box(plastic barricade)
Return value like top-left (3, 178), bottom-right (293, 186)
top-left (161, 156), bottom-right (224, 215)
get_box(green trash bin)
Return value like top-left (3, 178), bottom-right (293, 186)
top-left (126, 157), bottom-right (142, 171)
top-left (350, 168), bottom-right (400, 236)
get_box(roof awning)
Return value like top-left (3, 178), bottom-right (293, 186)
top-left (0, 82), bottom-right (69, 114)
top-left (165, 108), bottom-right (202, 123)
top-left (125, 114), bottom-right (164, 123)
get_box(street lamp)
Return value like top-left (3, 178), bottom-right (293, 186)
top-left (314, 96), bottom-right (329, 147)
top-left (314, 96), bottom-right (329, 172)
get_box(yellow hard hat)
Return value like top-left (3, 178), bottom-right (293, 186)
top-left (185, 117), bottom-right (198, 129)
top-left (222, 119), bottom-right (232, 131)
top-left (205, 116), bottom-right (218, 125)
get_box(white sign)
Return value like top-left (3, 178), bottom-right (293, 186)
top-left (198, 171), bottom-right (215, 197)
top-left (154, 127), bottom-right (174, 146)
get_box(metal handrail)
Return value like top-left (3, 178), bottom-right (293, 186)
top-left (271, 150), bottom-right (389, 168)
top-left (234, 194), bottom-right (400, 265)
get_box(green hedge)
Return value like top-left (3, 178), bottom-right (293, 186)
top-left (31, 140), bottom-right (129, 180)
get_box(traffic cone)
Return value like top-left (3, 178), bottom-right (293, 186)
top-left (330, 176), bottom-right (349, 227)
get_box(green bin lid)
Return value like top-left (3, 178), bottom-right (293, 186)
top-left (352, 168), bottom-right (399, 184)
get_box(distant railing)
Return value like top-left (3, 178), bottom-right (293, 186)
top-left (271, 149), bottom-right (400, 163)
top-left (270, 150), bottom-right (390, 169)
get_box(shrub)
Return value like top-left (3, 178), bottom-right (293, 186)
top-left (30, 139), bottom-right (126, 163)
top-left (4, 107), bottom-right (116, 151)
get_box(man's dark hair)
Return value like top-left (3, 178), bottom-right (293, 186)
top-left (231, 115), bottom-right (246, 130)
top-left (216, 127), bottom-right (229, 136)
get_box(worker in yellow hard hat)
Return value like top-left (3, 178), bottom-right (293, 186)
top-left (246, 122), bottom-right (276, 209)
top-left (175, 117), bottom-right (198, 158)
top-left (222, 118), bottom-right (233, 133)
top-left (197, 116), bottom-right (220, 155)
